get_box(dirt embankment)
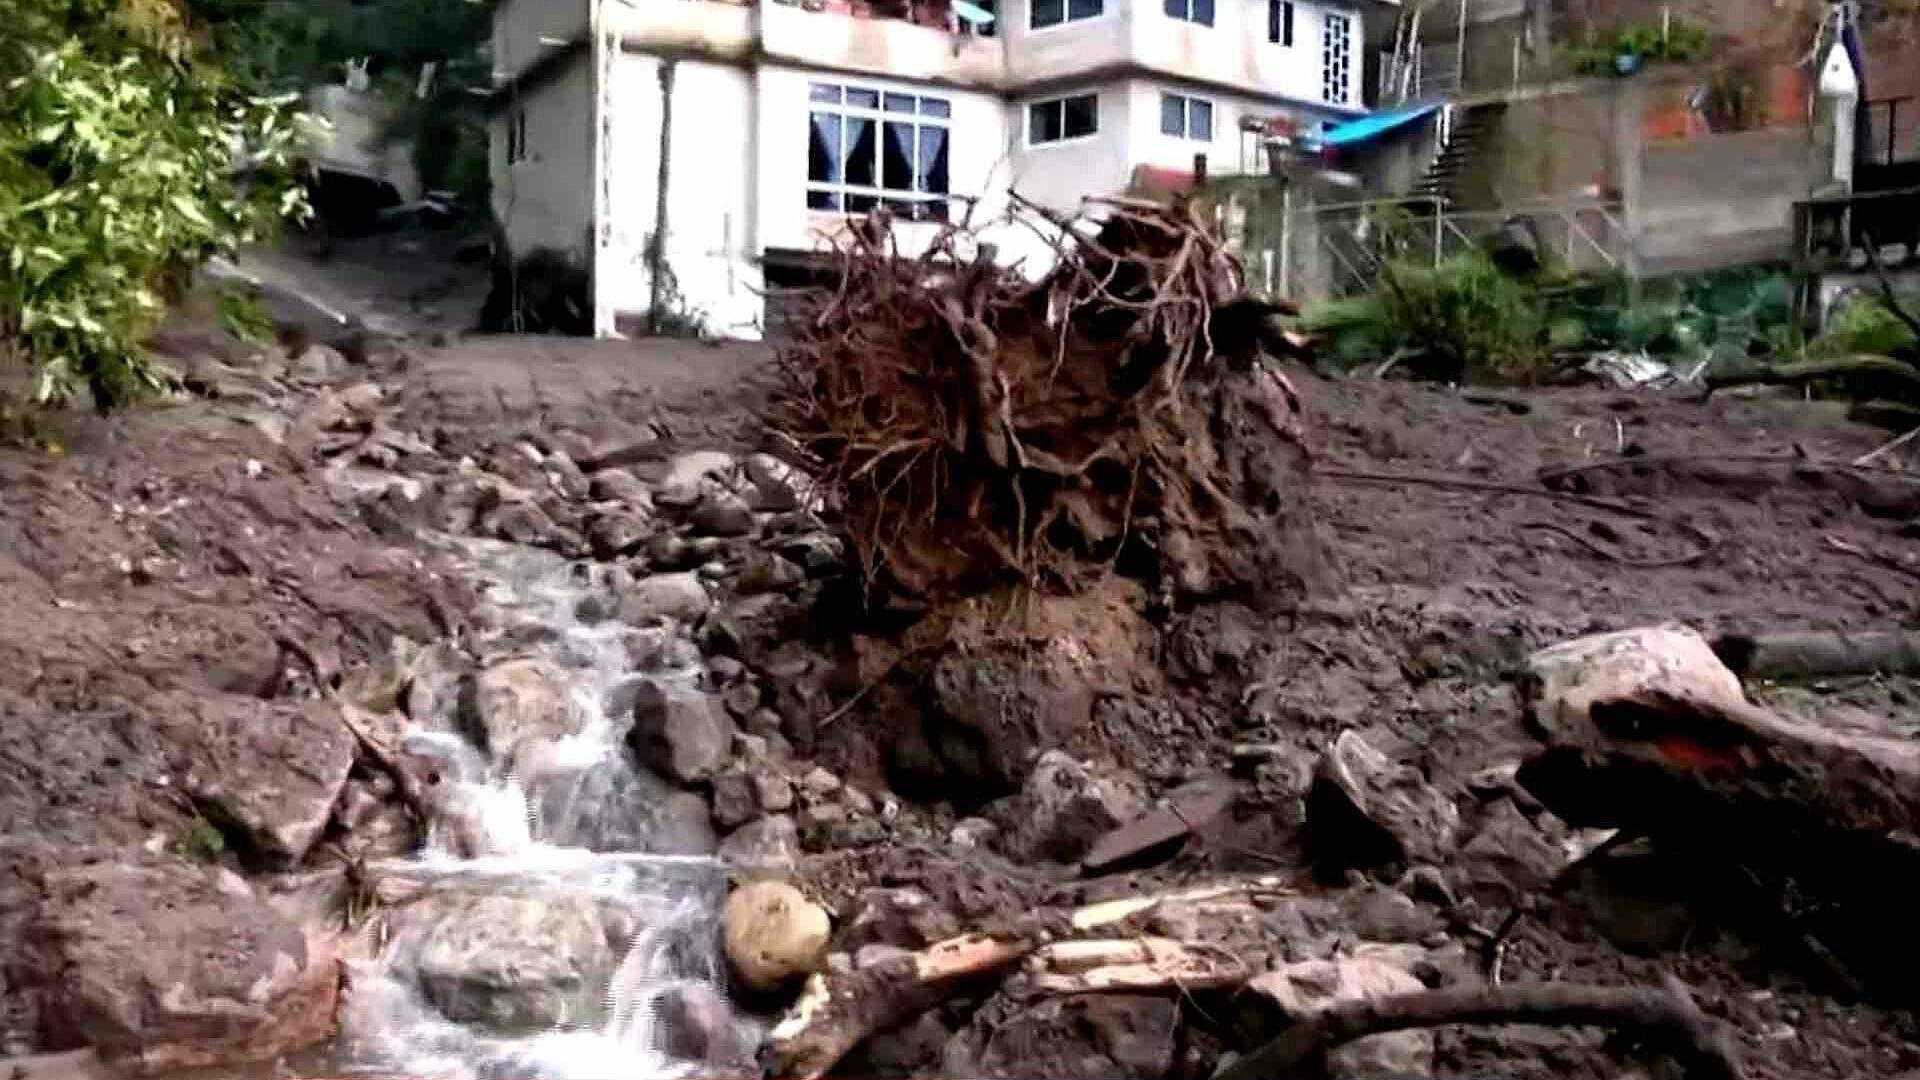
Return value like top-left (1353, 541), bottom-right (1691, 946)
top-left (3, 254), bottom-right (1919, 1080)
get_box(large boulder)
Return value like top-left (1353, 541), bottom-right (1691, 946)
top-left (1240, 952), bottom-right (1434, 1079)
top-left (470, 658), bottom-right (579, 770)
top-left (655, 451), bottom-right (736, 509)
top-left (390, 890), bottom-right (615, 1033)
top-left (722, 881), bottom-right (829, 992)
top-left (629, 680), bottom-right (735, 784)
top-left (162, 693), bottom-right (356, 865)
top-left (29, 855), bottom-right (338, 1072)
top-left (716, 814), bottom-right (801, 871)
top-left (994, 751), bottom-right (1145, 864)
top-left (1524, 624), bottom-right (1747, 741)
top-left (619, 572), bottom-right (711, 626)
top-left (959, 995), bottom-right (1178, 1080)
top-left (1307, 730), bottom-right (1459, 875)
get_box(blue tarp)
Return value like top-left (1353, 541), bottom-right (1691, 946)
top-left (952, 0), bottom-right (996, 26)
top-left (1319, 102), bottom-right (1443, 149)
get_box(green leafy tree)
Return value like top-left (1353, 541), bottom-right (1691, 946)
top-left (1, 0), bottom-right (312, 409)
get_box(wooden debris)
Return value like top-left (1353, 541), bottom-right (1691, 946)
top-left (1215, 977), bottom-right (1745, 1080)
top-left (1711, 629), bottom-right (1920, 679)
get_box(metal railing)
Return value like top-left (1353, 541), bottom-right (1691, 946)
top-left (1246, 195), bottom-right (1631, 302)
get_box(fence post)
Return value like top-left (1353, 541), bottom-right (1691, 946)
top-left (1278, 183), bottom-right (1293, 297)
top-left (1432, 197), bottom-right (1443, 267)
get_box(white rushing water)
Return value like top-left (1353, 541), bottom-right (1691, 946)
top-left (337, 540), bottom-right (758, 1080)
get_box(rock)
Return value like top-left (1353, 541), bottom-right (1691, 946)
top-left (165, 694), bottom-right (357, 864)
top-left (1080, 775), bottom-right (1234, 873)
top-left (650, 982), bottom-right (749, 1068)
top-left (29, 856), bottom-right (337, 1071)
top-left (390, 890), bottom-right (613, 1032)
top-left (1307, 731), bottom-right (1459, 875)
top-left (717, 814), bottom-right (800, 870)
top-left (629, 679), bottom-right (735, 784)
top-left (689, 492), bottom-right (755, 537)
top-left (963, 995), bottom-right (1178, 1080)
top-left (587, 508), bottom-right (651, 560)
top-left (654, 790), bottom-right (723, 856)
top-left (656, 451), bottom-right (736, 508)
top-left (526, 756), bottom-right (714, 855)
top-left (950, 817), bottom-right (999, 850)
top-left (619, 571), bottom-right (711, 626)
top-left (544, 451), bottom-right (590, 501)
top-left (735, 551), bottom-right (805, 595)
top-left (1453, 797), bottom-right (1567, 910)
top-left (722, 881), bottom-right (830, 992)
top-left (721, 680), bottom-right (762, 720)
top-left (621, 625), bottom-right (703, 674)
top-left (404, 641), bottom-right (470, 728)
top-left (711, 771), bottom-right (757, 830)
top-left (471, 658), bottom-right (578, 770)
top-left (996, 751), bottom-right (1145, 864)
top-left (481, 496), bottom-right (562, 548)
top-left (703, 594), bottom-right (793, 669)
top-left (1336, 884), bottom-right (1442, 944)
top-left (839, 887), bottom-right (962, 953)
top-left (779, 533), bottom-right (843, 575)
top-left (1241, 954), bottom-right (1434, 1079)
top-left (800, 766), bottom-right (842, 796)
top-left (589, 468), bottom-right (651, 508)
top-left (743, 454), bottom-right (806, 511)
top-left (338, 636), bottom-right (421, 714)
top-left (750, 768), bottom-right (794, 813)
top-left (1525, 623), bottom-right (1746, 741)
top-left (852, 1011), bottom-right (950, 1075)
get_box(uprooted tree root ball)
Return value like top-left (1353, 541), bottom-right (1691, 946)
top-left (776, 197), bottom-right (1327, 607)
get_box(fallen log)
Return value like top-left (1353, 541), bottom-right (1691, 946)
top-left (760, 879), bottom-right (1289, 1079)
top-left (1711, 629), bottom-right (1920, 680)
top-left (1702, 354), bottom-right (1920, 398)
top-left (1519, 627), bottom-right (1920, 1000)
top-left (1215, 977), bottom-right (1745, 1080)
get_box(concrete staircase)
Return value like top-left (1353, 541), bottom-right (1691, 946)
top-left (1411, 102), bottom-right (1502, 208)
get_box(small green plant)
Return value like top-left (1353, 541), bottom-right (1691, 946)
top-left (217, 285), bottom-right (275, 344)
top-left (1306, 252), bottom-right (1547, 382)
top-left (1813, 292), bottom-right (1920, 357)
top-left (174, 818), bottom-right (227, 861)
top-left (1566, 18), bottom-right (1711, 76)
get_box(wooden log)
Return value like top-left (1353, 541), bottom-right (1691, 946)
top-left (1711, 630), bottom-right (1920, 680)
top-left (1215, 977), bottom-right (1745, 1080)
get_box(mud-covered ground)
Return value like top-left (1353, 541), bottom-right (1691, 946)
top-left (3, 249), bottom-right (1918, 1078)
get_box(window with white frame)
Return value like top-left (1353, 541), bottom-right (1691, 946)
top-left (1322, 11), bottom-right (1353, 104)
top-left (1160, 93), bottom-right (1213, 141)
top-left (1027, 93), bottom-right (1098, 144)
top-left (1162, 0), bottom-right (1212, 26)
top-left (807, 82), bottom-right (951, 221)
top-left (1030, 0), bottom-right (1102, 30)
top-left (506, 109), bottom-right (528, 163)
top-left (1268, 0), bottom-right (1293, 45)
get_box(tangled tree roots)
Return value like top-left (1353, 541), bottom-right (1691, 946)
top-left (777, 197), bottom-right (1324, 606)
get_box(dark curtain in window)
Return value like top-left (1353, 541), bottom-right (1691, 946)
top-left (1160, 94), bottom-right (1185, 137)
top-left (1191, 100), bottom-right (1213, 140)
top-left (1067, 0), bottom-right (1101, 19)
top-left (1031, 0), bottom-right (1063, 27)
top-left (1193, 0), bottom-right (1212, 25)
top-left (1063, 95), bottom-right (1097, 139)
top-left (1162, 0), bottom-right (1182, 17)
top-left (1030, 101), bottom-right (1061, 143)
top-left (1270, 0), bottom-right (1292, 44)
top-left (844, 117), bottom-right (876, 187)
top-left (882, 121), bottom-right (915, 192)
top-left (808, 112), bottom-right (842, 183)
top-left (917, 126), bottom-right (949, 194)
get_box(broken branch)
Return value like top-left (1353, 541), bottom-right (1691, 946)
top-left (1216, 977), bottom-right (1745, 1080)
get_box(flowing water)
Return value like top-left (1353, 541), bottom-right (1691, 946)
top-left (336, 539), bottom-right (758, 1080)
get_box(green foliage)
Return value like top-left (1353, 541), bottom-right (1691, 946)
top-left (174, 818), bottom-right (227, 861)
top-left (1539, 265), bottom-right (1798, 367)
top-left (217, 284), bottom-right (275, 344)
top-left (1, 0), bottom-right (312, 409)
top-left (1813, 292), bottom-right (1920, 357)
top-left (1566, 17), bottom-right (1711, 76)
top-left (1306, 252), bottom-right (1547, 382)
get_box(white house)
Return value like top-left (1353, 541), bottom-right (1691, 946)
top-left (489, 0), bottom-right (1394, 339)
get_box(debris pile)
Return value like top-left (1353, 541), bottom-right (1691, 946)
top-left (777, 200), bottom-right (1317, 604)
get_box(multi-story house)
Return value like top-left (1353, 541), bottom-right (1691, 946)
top-left (489, 0), bottom-right (1393, 339)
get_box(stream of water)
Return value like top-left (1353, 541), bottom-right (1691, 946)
top-left (335, 540), bottom-right (757, 1080)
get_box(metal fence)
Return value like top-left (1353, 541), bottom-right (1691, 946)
top-left (1236, 195), bottom-right (1632, 303)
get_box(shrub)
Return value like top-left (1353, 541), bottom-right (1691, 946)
top-left (1306, 252), bottom-right (1547, 382)
top-left (1, 0), bottom-right (311, 409)
top-left (1815, 291), bottom-right (1919, 357)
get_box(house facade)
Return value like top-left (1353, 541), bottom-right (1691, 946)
top-left (489, 0), bottom-right (1392, 339)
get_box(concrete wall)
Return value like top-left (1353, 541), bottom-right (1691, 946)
top-left (1009, 83), bottom-right (1132, 209)
top-left (308, 85), bottom-right (421, 200)
top-left (492, 55), bottom-right (595, 261)
top-left (602, 54), bottom-right (764, 338)
top-left (494, 0), bottom-right (589, 79)
top-left (1638, 127), bottom-right (1819, 273)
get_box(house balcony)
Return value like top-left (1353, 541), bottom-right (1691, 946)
top-left (613, 0), bottom-right (1005, 90)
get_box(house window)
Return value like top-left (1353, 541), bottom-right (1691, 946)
top-left (1160, 93), bottom-right (1214, 141)
top-left (1028, 93), bottom-right (1098, 144)
top-left (807, 82), bottom-right (951, 221)
top-left (1268, 0), bottom-right (1293, 45)
top-left (506, 109), bottom-right (528, 163)
top-left (1322, 12), bottom-right (1353, 104)
top-left (1030, 0), bottom-right (1102, 30)
top-left (1163, 0), bottom-right (1213, 26)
